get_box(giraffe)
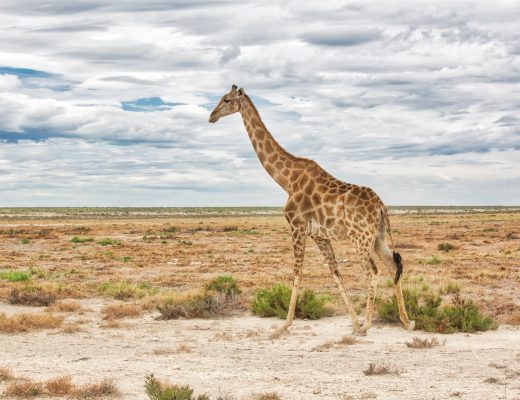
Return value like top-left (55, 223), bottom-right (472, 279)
top-left (209, 85), bottom-right (415, 337)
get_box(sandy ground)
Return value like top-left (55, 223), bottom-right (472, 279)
top-left (1, 300), bottom-right (519, 400)
top-left (1, 212), bottom-right (519, 399)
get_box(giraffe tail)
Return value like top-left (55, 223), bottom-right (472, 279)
top-left (380, 208), bottom-right (403, 284)
top-left (381, 207), bottom-right (395, 248)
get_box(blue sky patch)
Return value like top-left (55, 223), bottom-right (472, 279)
top-left (0, 66), bottom-right (75, 92)
top-left (121, 97), bottom-right (184, 112)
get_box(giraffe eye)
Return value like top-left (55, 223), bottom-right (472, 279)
top-left (224, 99), bottom-right (231, 103)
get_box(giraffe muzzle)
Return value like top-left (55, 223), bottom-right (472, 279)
top-left (209, 112), bottom-right (219, 123)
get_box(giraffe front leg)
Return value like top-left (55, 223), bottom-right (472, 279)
top-left (313, 237), bottom-right (360, 335)
top-left (359, 258), bottom-right (379, 335)
top-left (271, 225), bottom-right (306, 339)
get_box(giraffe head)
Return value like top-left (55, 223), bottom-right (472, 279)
top-left (208, 84), bottom-right (244, 123)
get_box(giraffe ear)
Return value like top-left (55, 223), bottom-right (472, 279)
top-left (237, 88), bottom-right (244, 96)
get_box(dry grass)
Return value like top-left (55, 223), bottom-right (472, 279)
top-left (405, 336), bottom-right (446, 349)
top-left (49, 300), bottom-right (84, 313)
top-left (503, 309), bottom-right (520, 326)
top-left (312, 335), bottom-right (360, 352)
top-left (4, 380), bottom-right (45, 397)
top-left (102, 303), bottom-right (142, 320)
top-left (363, 362), bottom-right (403, 376)
top-left (1, 373), bottom-right (119, 399)
top-left (100, 320), bottom-right (124, 329)
top-left (0, 312), bottom-right (62, 333)
top-left (0, 367), bottom-right (14, 381)
top-left (8, 287), bottom-right (57, 307)
top-left (255, 393), bottom-right (282, 400)
top-left (176, 344), bottom-right (193, 353)
top-left (61, 323), bottom-right (84, 334)
top-left (73, 379), bottom-right (119, 399)
top-left (45, 376), bottom-right (74, 396)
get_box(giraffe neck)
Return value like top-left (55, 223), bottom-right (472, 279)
top-left (239, 95), bottom-right (298, 192)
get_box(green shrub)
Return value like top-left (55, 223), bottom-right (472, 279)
top-left (440, 294), bottom-right (496, 333)
top-left (70, 236), bottom-right (94, 243)
top-left (0, 269), bottom-right (32, 282)
top-left (251, 284), bottom-right (333, 320)
top-left (145, 375), bottom-right (209, 400)
top-left (98, 238), bottom-right (120, 246)
top-left (97, 281), bottom-right (158, 300)
top-left (205, 275), bottom-right (241, 299)
top-left (377, 289), bottom-right (496, 333)
top-left (20, 238), bottom-right (30, 245)
top-left (437, 243), bottom-right (457, 252)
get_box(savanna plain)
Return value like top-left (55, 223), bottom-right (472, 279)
top-left (0, 207), bottom-right (519, 400)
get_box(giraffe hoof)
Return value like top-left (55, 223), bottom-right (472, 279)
top-left (407, 320), bottom-right (416, 332)
top-left (270, 325), bottom-right (290, 339)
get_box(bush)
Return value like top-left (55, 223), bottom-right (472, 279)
top-left (437, 243), bottom-right (457, 252)
top-left (251, 284), bottom-right (333, 320)
top-left (145, 375), bottom-right (209, 400)
top-left (205, 275), bottom-right (241, 299)
top-left (441, 294), bottom-right (496, 333)
top-left (377, 289), bottom-right (497, 333)
top-left (9, 286), bottom-right (57, 306)
top-left (156, 293), bottom-right (221, 320)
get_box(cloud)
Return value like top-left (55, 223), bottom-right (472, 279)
top-left (301, 27), bottom-right (383, 47)
top-left (0, 0), bottom-right (519, 205)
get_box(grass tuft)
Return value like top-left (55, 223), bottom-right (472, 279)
top-left (405, 336), bottom-right (446, 348)
top-left (4, 380), bottom-right (44, 397)
top-left (71, 237), bottom-right (95, 243)
top-left (0, 368), bottom-right (14, 382)
top-left (73, 379), bottom-right (119, 398)
top-left (144, 374), bottom-right (209, 400)
top-left (0, 269), bottom-right (32, 282)
top-left (156, 292), bottom-right (222, 320)
top-left (45, 376), bottom-right (74, 396)
top-left (9, 287), bottom-right (57, 307)
top-left (425, 255), bottom-right (443, 265)
top-left (437, 243), bottom-right (457, 252)
top-left (0, 312), bottom-right (63, 333)
top-left (97, 280), bottom-right (158, 300)
top-left (255, 393), bottom-right (282, 400)
top-left (363, 362), bottom-right (402, 376)
top-left (97, 238), bottom-right (120, 246)
top-left (102, 303), bottom-right (142, 320)
top-left (251, 284), bottom-right (333, 320)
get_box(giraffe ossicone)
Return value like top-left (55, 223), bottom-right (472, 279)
top-left (209, 85), bottom-right (414, 337)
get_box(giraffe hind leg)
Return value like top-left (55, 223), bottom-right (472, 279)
top-left (375, 236), bottom-right (415, 331)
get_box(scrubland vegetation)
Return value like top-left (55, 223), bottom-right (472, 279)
top-left (0, 208), bottom-right (519, 398)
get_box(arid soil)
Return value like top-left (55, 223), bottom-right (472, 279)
top-left (0, 211), bottom-right (519, 399)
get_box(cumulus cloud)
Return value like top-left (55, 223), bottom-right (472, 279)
top-left (0, 0), bottom-right (519, 205)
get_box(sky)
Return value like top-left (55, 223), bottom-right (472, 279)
top-left (0, 0), bottom-right (519, 207)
